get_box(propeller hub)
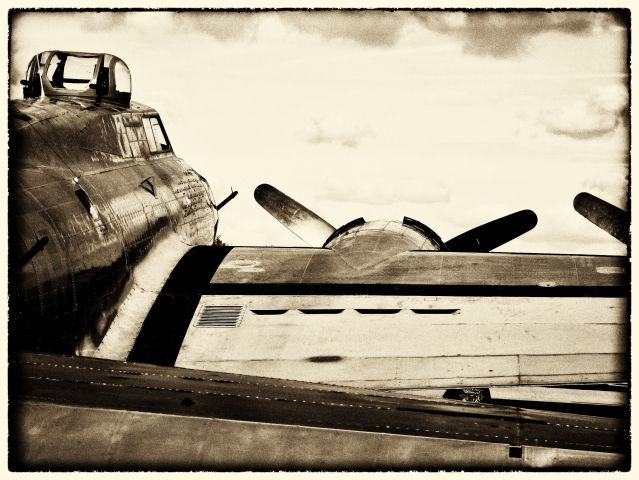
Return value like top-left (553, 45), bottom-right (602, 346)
top-left (325, 220), bottom-right (443, 269)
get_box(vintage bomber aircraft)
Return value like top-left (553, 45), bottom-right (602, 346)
top-left (8, 50), bottom-right (629, 470)
top-left (10, 51), bottom-right (628, 396)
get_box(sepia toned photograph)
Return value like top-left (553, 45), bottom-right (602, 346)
top-left (6, 7), bottom-right (630, 472)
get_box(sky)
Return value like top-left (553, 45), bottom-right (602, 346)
top-left (9, 9), bottom-right (629, 254)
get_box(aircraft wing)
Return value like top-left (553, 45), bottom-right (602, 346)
top-left (10, 351), bottom-right (628, 470)
top-left (207, 246), bottom-right (625, 291)
top-left (122, 246), bottom-right (627, 391)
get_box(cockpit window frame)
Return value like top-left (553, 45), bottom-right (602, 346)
top-left (142, 115), bottom-right (172, 154)
top-left (46, 53), bottom-right (100, 91)
top-left (21, 55), bottom-right (42, 98)
top-left (40, 51), bottom-right (102, 101)
top-left (33, 50), bottom-right (132, 107)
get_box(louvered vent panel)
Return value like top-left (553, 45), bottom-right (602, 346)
top-left (195, 305), bottom-right (244, 328)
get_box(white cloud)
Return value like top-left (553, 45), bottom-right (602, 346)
top-left (304, 117), bottom-right (374, 148)
top-left (540, 83), bottom-right (628, 139)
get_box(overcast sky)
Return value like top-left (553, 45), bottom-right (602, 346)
top-left (10, 10), bottom-right (629, 254)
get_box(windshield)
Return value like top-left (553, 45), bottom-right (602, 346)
top-left (47, 53), bottom-right (98, 91)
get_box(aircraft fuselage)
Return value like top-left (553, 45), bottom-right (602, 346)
top-left (9, 95), bottom-right (218, 354)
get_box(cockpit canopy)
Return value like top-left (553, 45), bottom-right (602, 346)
top-left (21, 51), bottom-right (132, 107)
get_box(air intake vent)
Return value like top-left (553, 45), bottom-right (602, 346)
top-left (195, 305), bottom-right (244, 328)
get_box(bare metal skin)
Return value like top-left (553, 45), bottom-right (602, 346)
top-left (9, 51), bottom-right (218, 353)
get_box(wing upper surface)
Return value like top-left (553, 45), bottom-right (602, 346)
top-left (210, 247), bottom-right (626, 292)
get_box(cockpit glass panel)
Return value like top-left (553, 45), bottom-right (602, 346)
top-left (150, 117), bottom-right (170, 151)
top-left (142, 118), bottom-right (156, 152)
top-left (47, 53), bottom-right (98, 91)
top-left (142, 116), bottom-right (171, 153)
top-left (114, 60), bottom-right (131, 94)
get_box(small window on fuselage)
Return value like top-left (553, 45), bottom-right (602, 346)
top-left (142, 116), bottom-right (171, 153)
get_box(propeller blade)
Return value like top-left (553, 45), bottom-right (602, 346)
top-left (254, 184), bottom-right (336, 247)
top-left (444, 210), bottom-right (537, 252)
top-left (573, 192), bottom-right (629, 245)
